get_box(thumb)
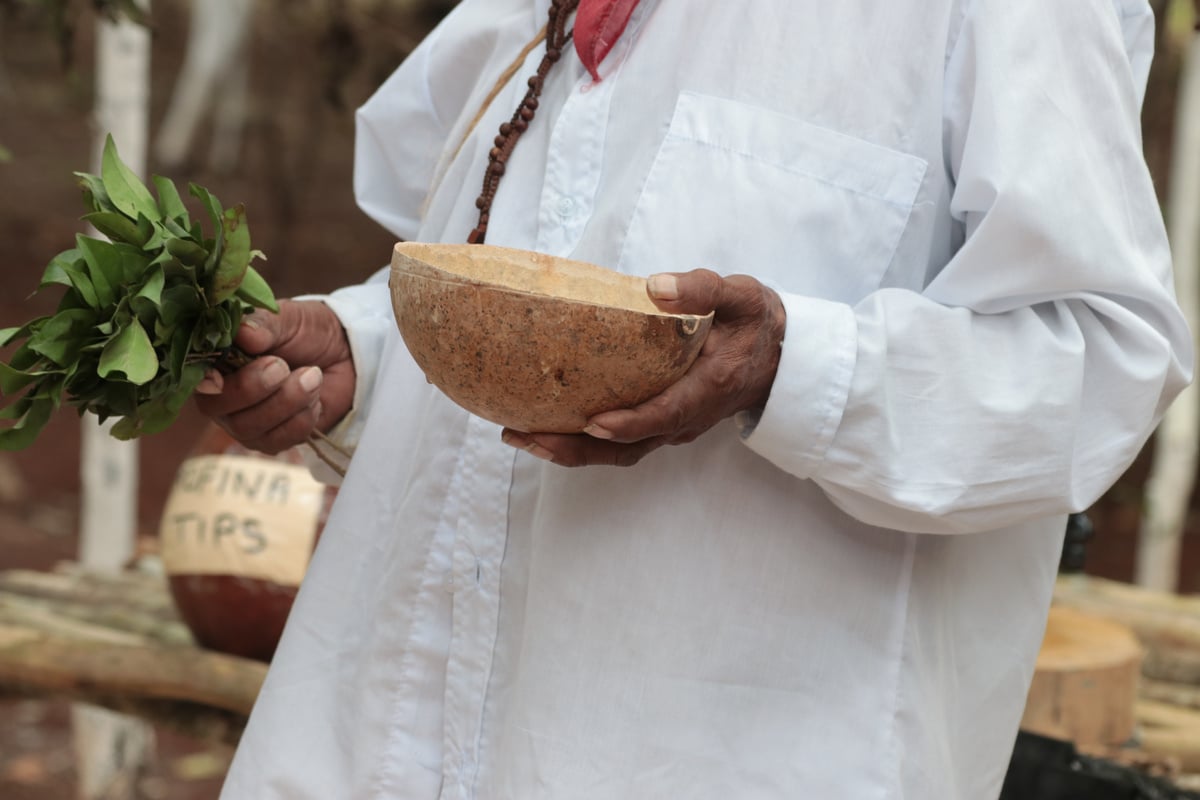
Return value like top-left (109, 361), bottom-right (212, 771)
top-left (646, 269), bottom-right (724, 316)
top-left (233, 304), bottom-right (289, 356)
top-left (235, 299), bottom-right (351, 370)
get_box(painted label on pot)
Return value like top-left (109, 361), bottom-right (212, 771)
top-left (159, 454), bottom-right (323, 586)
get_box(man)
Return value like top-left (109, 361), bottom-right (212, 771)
top-left (201, 1), bottom-right (1192, 797)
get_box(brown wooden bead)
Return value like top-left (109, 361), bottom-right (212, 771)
top-left (468, 0), bottom-right (580, 244)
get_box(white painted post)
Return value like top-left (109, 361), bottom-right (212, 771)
top-left (73, 5), bottom-right (156, 799)
top-left (1136, 30), bottom-right (1200, 592)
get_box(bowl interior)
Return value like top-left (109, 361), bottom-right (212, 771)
top-left (393, 242), bottom-right (683, 317)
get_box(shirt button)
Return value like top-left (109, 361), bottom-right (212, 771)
top-left (556, 196), bottom-right (576, 219)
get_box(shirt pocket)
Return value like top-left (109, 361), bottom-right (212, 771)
top-left (616, 91), bottom-right (927, 303)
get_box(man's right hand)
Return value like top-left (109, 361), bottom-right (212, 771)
top-left (193, 299), bottom-right (355, 454)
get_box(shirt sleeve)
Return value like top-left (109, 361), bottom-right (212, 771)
top-left (742, 0), bottom-right (1193, 534)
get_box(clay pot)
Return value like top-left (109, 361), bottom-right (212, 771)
top-left (389, 242), bottom-right (713, 433)
top-left (159, 424), bottom-right (337, 662)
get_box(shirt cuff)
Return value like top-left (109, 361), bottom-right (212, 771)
top-left (739, 292), bottom-right (857, 479)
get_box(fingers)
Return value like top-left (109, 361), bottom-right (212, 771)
top-left (193, 356), bottom-right (325, 453)
top-left (233, 308), bottom-right (284, 356)
top-left (584, 337), bottom-right (731, 444)
top-left (646, 270), bottom-right (723, 316)
top-left (505, 270), bottom-right (786, 468)
top-left (646, 270), bottom-right (770, 321)
top-left (236, 299), bottom-right (352, 369)
top-left (558, 272), bottom-right (785, 450)
top-left (501, 429), bottom-right (664, 468)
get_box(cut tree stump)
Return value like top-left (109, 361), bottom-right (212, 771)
top-left (1022, 606), bottom-right (1143, 746)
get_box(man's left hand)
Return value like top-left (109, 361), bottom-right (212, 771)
top-left (500, 269), bottom-right (786, 467)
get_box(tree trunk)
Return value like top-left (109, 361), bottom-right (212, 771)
top-left (1137, 29), bottom-right (1200, 592)
top-left (76, 7), bottom-right (153, 798)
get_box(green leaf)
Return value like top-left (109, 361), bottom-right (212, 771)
top-left (28, 308), bottom-right (96, 365)
top-left (58, 261), bottom-right (99, 308)
top-left (162, 217), bottom-right (194, 241)
top-left (0, 318), bottom-right (45, 349)
top-left (91, 380), bottom-right (138, 417)
top-left (100, 134), bottom-right (158, 220)
top-left (112, 364), bottom-right (205, 440)
top-left (75, 172), bottom-right (116, 214)
top-left (40, 248), bottom-right (82, 289)
top-left (115, 242), bottom-right (153, 284)
top-left (134, 265), bottom-right (165, 306)
top-left (159, 284), bottom-right (202, 329)
top-left (165, 237), bottom-right (209, 267)
top-left (189, 183), bottom-right (225, 279)
top-left (0, 398), bottom-right (54, 451)
top-left (76, 235), bottom-right (123, 308)
top-left (55, 288), bottom-right (91, 313)
top-left (0, 363), bottom-right (38, 395)
top-left (7, 342), bottom-right (43, 372)
top-left (82, 211), bottom-right (149, 246)
top-left (97, 318), bottom-right (158, 386)
top-left (167, 324), bottom-right (191, 380)
top-left (152, 175), bottom-right (190, 226)
top-left (0, 396), bottom-right (32, 421)
top-left (209, 204), bottom-right (251, 303)
top-left (235, 264), bottom-right (279, 312)
top-left (32, 375), bottom-right (69, 409)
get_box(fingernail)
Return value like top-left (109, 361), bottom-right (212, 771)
top-left (242, 315), bottom-right (262, 331)
top-left (524, 442), bottom-right (555, 461)
top-left (194, 369), bottom-right (223, 395)
top-left (312, 400), bottom-right (324, 423)
top-left (500, 430), bottom-right (554, 462)
top-left (298, 366), bottom-right (323, 393)
top-left (647, 274), bottom-right (679, 300)
top-left (261, 358), bottom-right (289, 388)
top-left (583, 423), bottom-right (613, 440)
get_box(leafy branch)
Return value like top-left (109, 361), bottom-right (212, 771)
top-left (0, 134), bottom-right (278, 450)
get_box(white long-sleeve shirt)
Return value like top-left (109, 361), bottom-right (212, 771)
top-left (221, 1), bottom-right (1192, 798)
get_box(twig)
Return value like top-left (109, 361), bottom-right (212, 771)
top-left (310, 428), bottom-right (353, 460)
top-left (216, 348), bottom-right (349, 477)
top-left (305, 439), bottom-right (346, 478)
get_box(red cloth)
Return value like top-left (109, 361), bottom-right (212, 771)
top-left (574, 0), bottom-right (641, 81)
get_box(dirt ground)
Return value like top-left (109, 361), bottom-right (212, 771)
top-left (0, 1), bottom-right (1196, 798)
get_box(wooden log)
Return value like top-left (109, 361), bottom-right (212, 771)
top-left (1141, 677), bottom-right (1200, 710)
top-left (1137, 700), bottom-right (1200, 773)
top-left (1022, 606), bottom-right (1142, 746)
top-left (0, 688), bottom-right (246, 747)
top-left (0, 565), bottom-right (268, 745)
top-left (0, 624), bottom-right (267, 715)
top-left (1053, 575), bottom-right (1200, 684)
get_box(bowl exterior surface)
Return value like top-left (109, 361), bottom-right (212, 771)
top-left (390, 269), bottom-right (710, 432)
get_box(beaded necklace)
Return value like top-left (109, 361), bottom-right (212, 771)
top-left (468, 0), bottom-right (581, 245)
